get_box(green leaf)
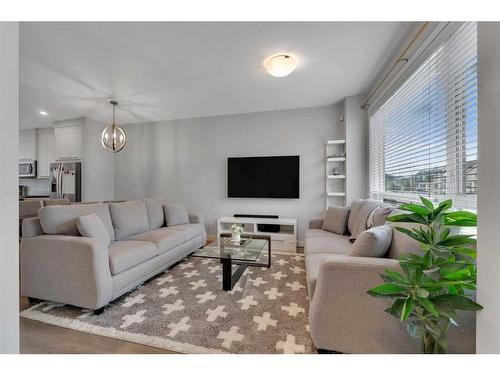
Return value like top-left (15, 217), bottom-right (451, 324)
top-left (420, 196), bottom-right (434, 210)
top-left (442, 268), bottom-right (473, 281)
top-left (396, 227), bottom-right (426, 243)
top-left (431, 294), bottom-right (483, 311)
top-left (368, 283), bottom-right (407, 297)
top-left (438, 235), bottom-right (476, 247)
top-left (452, 247), bottom-right (477, 259)
top-left (384, 299), bottom-right (405, 318)
top-left (383, 269), bottom-right (410, 285)
top-left (399, 203), bottom-right (431, 217)
top-left (416, 288), bottom-right (430, 298)
top-left (387, 214), bottom-right (425, 224)
top-left (443, 211), bottom-right (477, 221)
top-left (415, 296), bottom-right (440, 317)
top-left (401, 298), bottom-right (415, 321)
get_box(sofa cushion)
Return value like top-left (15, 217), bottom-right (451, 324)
top-left (109, 200), bottom-right (149, 240)
top-left (348, 199), bottom-right (383, 241)
top-left (38, 203), bottom-right (115, 241)
top-left (304, 233), bottom-right (352, 256)
top-left (167, 223), bottom-right (205, 242)
top-left (305, 228), bottom-right (341, 238)
top-left (164, 203), bottom-right (190, 226)
top-left (128, 227), bottom-right (186, 255)
top-left (347, 199), bottom-right (365, 235)
top-left (368, 205), bottom-right (394, 228)
top-left (77, 214), bottom-right (111, 246)
top-left (145, 198), bottom-right (166, 230)
top-left (350, 225), bottom-right (393, 258)
top-left (108, 240), bottom-right (159, 275)
top-left (305, 254), bottom-right (346, 298)
top-left (322, 206), bottom-right (350, 234)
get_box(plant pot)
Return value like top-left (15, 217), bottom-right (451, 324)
top-left (231, 232), bottom-right (241, 242)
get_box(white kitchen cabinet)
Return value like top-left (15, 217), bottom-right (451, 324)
top-left (54, 124), bottom-right (82, 160)
top-left (36, 128), bottom-right (55, 178)
top-left (19, 129), bottom-right (36, 160)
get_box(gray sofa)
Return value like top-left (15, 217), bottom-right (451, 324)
top-left (305, 199), bottom-right (475, 354)
top-left (21, 198), bottom-right (206, 313)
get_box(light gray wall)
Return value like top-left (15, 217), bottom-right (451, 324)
top-left (476, 22), bottom-right (500, 353)
top-left (0, 22), bottom-right (20, 353)
top-left (344, 95), bottom-right (368, 205)
top-left (81, 117), bottom-right (115, 202)
top-left (114, 105), bottom-right (343, 242)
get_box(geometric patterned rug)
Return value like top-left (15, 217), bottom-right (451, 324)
top-left (20, 252), bottom-right (315, 354)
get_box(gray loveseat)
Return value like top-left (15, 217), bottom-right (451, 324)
top-left (21, 198), bottom-right (206, 313)
top-left (305, 199), bottom-right (475, 354)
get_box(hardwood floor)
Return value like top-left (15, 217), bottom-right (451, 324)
top-left (19, 246), bottom-right (304, 354)
top-left (20, 297), bottom-right (175, 354)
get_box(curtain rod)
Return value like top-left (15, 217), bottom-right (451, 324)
top-left (361, 22), bottom-right (430, 110)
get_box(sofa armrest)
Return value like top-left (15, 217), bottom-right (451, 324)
top-left (22, 217), bottom-right (44, 238)
top-left (308, 217), bottom-right (324, 229)
top-left (309, 256), bottom-right (418, 353)
top-left (21, 235), bottom-right (113, 309)
top-left (188, 213), bottom-right (207, 246)
top-left (188, 213), bottom-right (204, 224)
top-left (309, 256), bottom-right (475, 353)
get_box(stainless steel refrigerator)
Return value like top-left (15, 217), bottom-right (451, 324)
top-left (49, 162), bottom-right (82, 202)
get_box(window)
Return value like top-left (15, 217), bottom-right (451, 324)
top-left (369, 22), bottom-right (477, 210)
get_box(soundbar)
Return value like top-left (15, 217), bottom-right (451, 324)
top-left (234, 214), bottom-right (279, 219)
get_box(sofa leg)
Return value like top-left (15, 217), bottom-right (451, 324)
top-left (27, 297), bottom-right (42, 305)
top-left (317, 348), bottom-right (342, 354)
top-left (94, 307), bottom-right (105, 315)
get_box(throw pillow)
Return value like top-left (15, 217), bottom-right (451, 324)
top-left (322, 206), bottom-right (350, 234)
top-left (164, 203), bottom-right (190, 226)
top-left (77, 213), bottom-right (111, 246)
top-left (350, 224), bottom-right (393, 258)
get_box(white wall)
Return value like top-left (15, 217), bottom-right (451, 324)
top-left (344, 95), bottom-right (368, 205)
top-left (0, 22), bottom-right (20, 353)
top-left (81, 117), bottom-right (115, 202)
top-left (114, 105), bottom-right (343, 242)
top-left (476, 22), bottom-right (500, 353)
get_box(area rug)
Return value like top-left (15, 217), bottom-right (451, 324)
top-left (20, 252), bottom-right (315, 354)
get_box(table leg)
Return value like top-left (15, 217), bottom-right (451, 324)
top-left (221, 258), bottom-right (248, 291)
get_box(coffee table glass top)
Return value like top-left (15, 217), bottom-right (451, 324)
top-left (193, 236), bottom-right (269, 263)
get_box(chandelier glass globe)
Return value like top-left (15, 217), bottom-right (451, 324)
top-left (101, 100), bottom-right (127, 153)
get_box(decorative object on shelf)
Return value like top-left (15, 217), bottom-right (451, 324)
top-left (101, 100), bottom-right (127, 153)
top-left (331, 166), bottom-right (340, 175)
top-left (368, 196), bottom-right (482, 353)
top-left (263, 53), bottom-right (298, 77)
top-left (327, 153), bottom-right (346, 158)
top-left (231, 224), bottom-right (244, 242)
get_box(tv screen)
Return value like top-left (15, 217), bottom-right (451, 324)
top-left (227, 156), bottom-right (299, 198)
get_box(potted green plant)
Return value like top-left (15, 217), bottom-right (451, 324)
top-left (368, 196), bottom-right (482, 353)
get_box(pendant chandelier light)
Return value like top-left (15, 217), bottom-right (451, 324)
top-left (101, 100), bottom-right (127, 153)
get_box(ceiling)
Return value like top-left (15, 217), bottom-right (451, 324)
top-left (20, 22), bottom-right (415, 129)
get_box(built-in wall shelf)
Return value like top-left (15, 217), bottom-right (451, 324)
top-left (325, 139), bottom-right (346, 208)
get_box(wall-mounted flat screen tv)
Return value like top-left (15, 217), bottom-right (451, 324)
top-left (227, 156), bottom-right (299, 198)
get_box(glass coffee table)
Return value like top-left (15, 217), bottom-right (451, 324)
top-left (192, 234), bottom-right (271, 291)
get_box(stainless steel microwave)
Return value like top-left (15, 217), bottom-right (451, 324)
top-left (19, 160), bottom-right (37, 178)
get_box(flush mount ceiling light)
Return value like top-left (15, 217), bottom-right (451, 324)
top-left (39, 110), bottom-right (49, 116)
top-left (263, 53), bottom-right (298, 77)
top-left (101, 100), bottom-right (127, 153)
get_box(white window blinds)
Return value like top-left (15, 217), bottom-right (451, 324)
top-left (368, 22), bottom-right (477, 210)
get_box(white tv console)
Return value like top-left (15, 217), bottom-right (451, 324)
top-left (216, 216), bottom-right (297, 253)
